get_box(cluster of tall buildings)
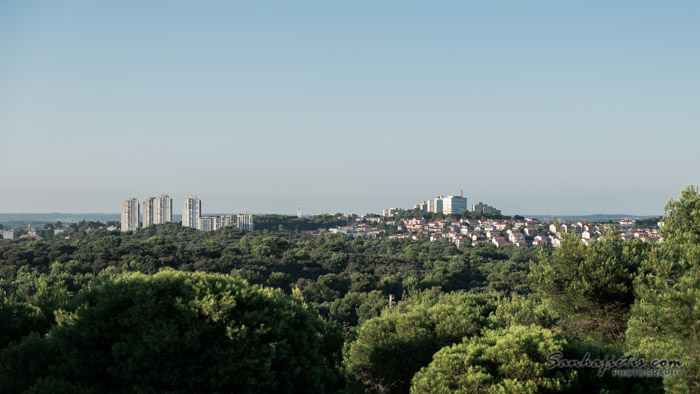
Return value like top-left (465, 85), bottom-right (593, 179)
top-left (121, 198), bottom-right (142, 231)
top-left (397, 191), bottom-right (501, 216)
top-left (120, 194), bottom-right (253, 233)
top-left (181, 195), bottom-right (200, 229)
top-left (121, 194), bottom-right (173, 231)
top-left (144, 195), bottom-right (173, 226)
top-left (414, 192), bottom-right (468, 215)
top-left (181, 195), bottom-right (254, 232)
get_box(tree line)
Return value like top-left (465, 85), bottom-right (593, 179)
top-left (1, 186), bottom-right (698, 393)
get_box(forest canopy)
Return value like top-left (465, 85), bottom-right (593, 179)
top-left (1, 186), bottom-right (698, 393)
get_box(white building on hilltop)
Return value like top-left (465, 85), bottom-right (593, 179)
top-left (121, 198), bottom-right (140, 231)
top-left (182, 195), bottom-right (201, 229)
top-left (443, 195), bottom-right (468, 215)
top-left (431, 196), bottom-right (444, 213)
top-left (415, 191), bottom-right (466, 214)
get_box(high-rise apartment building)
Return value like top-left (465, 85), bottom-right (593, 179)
top-left (143, 194), bottom-right (173, 227)
top-left (237, 212), bottom-right (254, 231)
top-left (182, 195), bottom-right (201, 229)
top-left (143, 198), bottom-right (155, 227)
top-left (432, 196), bottom-right (444, 213)
top-left (121, 198), bottom-right (140, 231)
top-left (157, 194), bottom-right (173, 223)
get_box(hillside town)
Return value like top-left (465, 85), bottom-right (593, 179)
top-left (305, 215), bottom-right (661, 248)
top-left (297, 193), bottom-right (663, 248)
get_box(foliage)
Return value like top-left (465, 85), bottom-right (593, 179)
top-left (330, 290), bottom-right (387, 326)
top-left (0, 271), bottom-right (342, 393)
top-left (627, 185), bottom-right (700, 392)
top-left (390, 209), bottom-right (508, 221)
top-left (254, 214), bottom-right (348, 232)
top-left (0, 292), bottom-right (46, 349)
top-left (411, 325), bottom-right (659, 394)
top-left (3, 188), bottom-right (698, 393)
top-left (344, 290), bottom-right (497, 393)
top-left (410, 325), bottom-right (574, 393)
top-left (634, 216), bottom-right (662, 229)
top-left (529, 230), bottom-right (649, 346)
top-left (475, 249), bottom-right (534, 295)
top-left (489, 293), bottom-right (559, 329)
top-left (658, 185), bottom-right (700, 244)
top-left (1, 226), bottom-right (533, 322)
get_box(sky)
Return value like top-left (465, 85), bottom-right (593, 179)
top-left (1, 1), bottom-right (698, 216)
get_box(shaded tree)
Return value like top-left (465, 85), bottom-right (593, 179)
top-left (411, 325), bottom-right (658, 394)
top-left (0, 271), bottom-right (342, 393)
top-left (627, 185), bottom-right (700, 393)
top-left (344, 290), bottom-right (496, 393)
top-left (530, 230), bottom-right (649, 346)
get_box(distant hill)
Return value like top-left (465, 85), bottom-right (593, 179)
top-left (523, 214), bottom-right (661, 222)
top-left (0, 213), bottom-right (181, 229)
top-left (0, 213), bottom-right (120, 224)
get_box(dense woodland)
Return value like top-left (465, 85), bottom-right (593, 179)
top-left (1, 187), bottom-right (698, 393)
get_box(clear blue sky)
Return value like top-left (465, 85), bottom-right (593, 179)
top-left (1, 1), bottom-right (698, 215)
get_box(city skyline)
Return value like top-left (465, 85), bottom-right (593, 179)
top-left (119, 195), bottom-right (254, 233)
top-left (5, 188), bottom-right (675, 217)
top-left (143, 194), bottom-right (173, 227)
top-left (1, 2), bottom-right (698, 215)
top-left (0, 187), bottom-right (691, 217)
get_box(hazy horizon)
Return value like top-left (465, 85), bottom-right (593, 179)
top-left (0, 190), bottom-right (677, 216)
top-left (2, 2), bottom-right (697, 216)
top-left (0, 198), bottom-right (668, 218)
